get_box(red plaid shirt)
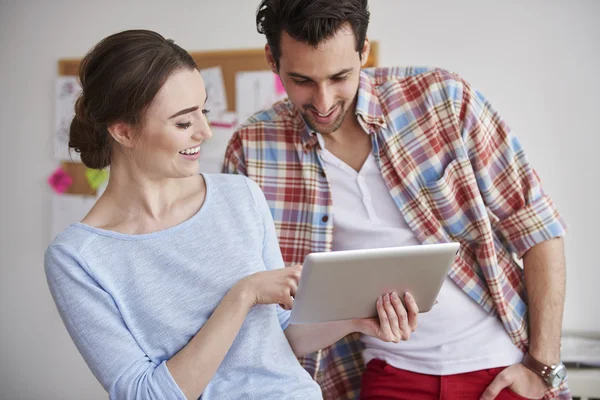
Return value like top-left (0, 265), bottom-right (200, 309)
top-left (223, 67), bottom-right (568, 399)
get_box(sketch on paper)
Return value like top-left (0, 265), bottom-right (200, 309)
top-left (199, 66), bottom-right (228, 114)
top-left (235, 71), bottom-right (288, 125)
top-left (54, 76), bottom-right (81, 162)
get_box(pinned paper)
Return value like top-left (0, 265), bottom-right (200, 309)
top-left (199, 112), bottom-right (238, 174)
top-left (48, 167), bottom-right (73, 194)
top-left (199, 67), bottom-right (228, 114)
top-left (209, 111), bottom-right (238, 128)
top-left (55, 76), bottom-right (81, 162)
top-left (275, 74), bottom-right (286, 95)
top-left (198, 125), bottom-right (237, 174)
top-left (85, 168), bottom-right (109, 190)
top-left (236, 71), bottom-right (288, 124)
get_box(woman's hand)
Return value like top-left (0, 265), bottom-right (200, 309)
top-left (355, 292), bottom-right (419, 342)
top-left (237, 264), bottom-right (303, 310)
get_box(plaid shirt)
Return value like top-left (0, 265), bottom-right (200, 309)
top-left (223, 67), bottom-right (568, 399)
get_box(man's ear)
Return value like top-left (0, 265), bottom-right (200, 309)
top-left (360, 37), bottom-right (371, 67)
top-left (265, 44), bottom-right (278, 74)
top-left (107, 121), bottom-right (136, 149)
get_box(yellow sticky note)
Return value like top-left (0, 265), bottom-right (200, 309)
top-left (85, 168), bottom-right (109, 190)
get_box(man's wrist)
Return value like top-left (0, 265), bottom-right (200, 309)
top-left (349, 318), bottom-right (367, 335)
top-left (522, 352), bottom-right (568, 388)
top-left (520, 363), bottom-right (548, 386)
top-left (527, 346), bottom-right (560, 366)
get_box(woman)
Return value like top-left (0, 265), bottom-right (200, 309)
top-left (45, 30), bottom-right (417, 400)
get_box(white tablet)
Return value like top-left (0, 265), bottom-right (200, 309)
top-left (289, 243), bottom-right (460, 324)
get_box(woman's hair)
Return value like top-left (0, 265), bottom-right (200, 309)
top-left (256, 0), bottom-right (370, 69)
top-left (69, 29), bottom-right (197, 169)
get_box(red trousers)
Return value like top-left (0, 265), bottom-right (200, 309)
top-left (360, 359), bottom-right (540, 400)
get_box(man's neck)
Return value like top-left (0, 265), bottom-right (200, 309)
top-left (322, 114), bottom-right (372, 172)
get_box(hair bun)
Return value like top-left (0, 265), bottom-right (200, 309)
top-left (68, 95), bottom-right (111, 169)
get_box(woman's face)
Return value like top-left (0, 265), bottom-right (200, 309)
top-left (131, 68), bottom-right (212, 180)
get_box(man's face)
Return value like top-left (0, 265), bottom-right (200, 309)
top-left (271, 24), bottom-right (369, 134)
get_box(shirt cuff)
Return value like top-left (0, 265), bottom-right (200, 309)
top-left (155, 361), bottom-right (188, 400)
top-left (496, 194), bottom-right (567, 258)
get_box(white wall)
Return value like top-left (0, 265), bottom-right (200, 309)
top-left (0, 1), bottom-right (597, 399)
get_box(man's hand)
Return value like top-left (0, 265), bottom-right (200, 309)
top-left (355, 292), bottom-right (419, 342)
top-left (480, 363), bottom-right (546, 400)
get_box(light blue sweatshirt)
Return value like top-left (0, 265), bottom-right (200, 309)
top-left (45, 174), bottom-right (322, 400)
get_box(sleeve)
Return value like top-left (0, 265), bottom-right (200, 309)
top-left (222, 130), bottom-right (247, 176)
top-left (44, 245), bottom-right (187, 400)
top-left (244, 177), bottom-right (292, 331)
top-left (456, 78), bottom-right (567, 258)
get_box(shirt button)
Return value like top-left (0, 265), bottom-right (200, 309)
top-left (320, 171), bottom-right (326, 178)
top-left (322, 215), bottom-right (329, 223)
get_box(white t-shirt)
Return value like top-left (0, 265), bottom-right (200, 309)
top-left (318, 135), bottom-right (523, 375)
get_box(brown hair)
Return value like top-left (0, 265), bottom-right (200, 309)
top-left (256, 0), bottom-right (370, 69)
top-left (69, 29), bottom-right (197, 169)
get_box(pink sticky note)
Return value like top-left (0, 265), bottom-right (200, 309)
top-left (274, 74), bottom-right (286, 95)
top-left (48, 167), bottom-right (73, 194)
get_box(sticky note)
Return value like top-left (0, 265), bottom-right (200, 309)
top-left (275, 74), bottom-right (286, 95)
top-left (85, 168), bottom-right (109, 190)
top-left (48, 167), bottom-right (73, 194)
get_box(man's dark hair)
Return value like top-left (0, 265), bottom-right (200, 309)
top-left (256, 0), bottom-right (370, 68)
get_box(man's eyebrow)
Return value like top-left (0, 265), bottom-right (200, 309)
top-left (287, 68), bottom-right (354, 81)
top-left (330, 68), bottom-right (354, 78)
top-left (288, 72), bottom-right (312, 81)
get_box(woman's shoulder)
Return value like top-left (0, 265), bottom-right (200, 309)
top-left (46, 222), bottom-right (108, 267)
top-left (49, 223), bottom-right (97, 250)
top-left (204, 173), bottom-right (268, 216)
top-left (204, 173), bottom-right (262, 199)
top-left (204, 172), bottom-right (251, 187)
top-left (45, 224), bottom-right (100, 277)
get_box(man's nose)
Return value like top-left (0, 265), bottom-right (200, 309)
top-left (312, 84), bottom-right (335, 114)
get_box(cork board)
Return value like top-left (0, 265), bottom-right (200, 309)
top-left (57, 42), bottom-right (379, 194)
top-left (61, 161), bottom-right (97, 196)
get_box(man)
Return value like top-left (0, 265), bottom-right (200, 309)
top-left (223, 0), bottom-right (569, 399)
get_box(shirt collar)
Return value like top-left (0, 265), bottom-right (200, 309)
top-left (355, 69), bottom-right (386, 130)
top-left (299, 69), bottom-right (386, 151)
